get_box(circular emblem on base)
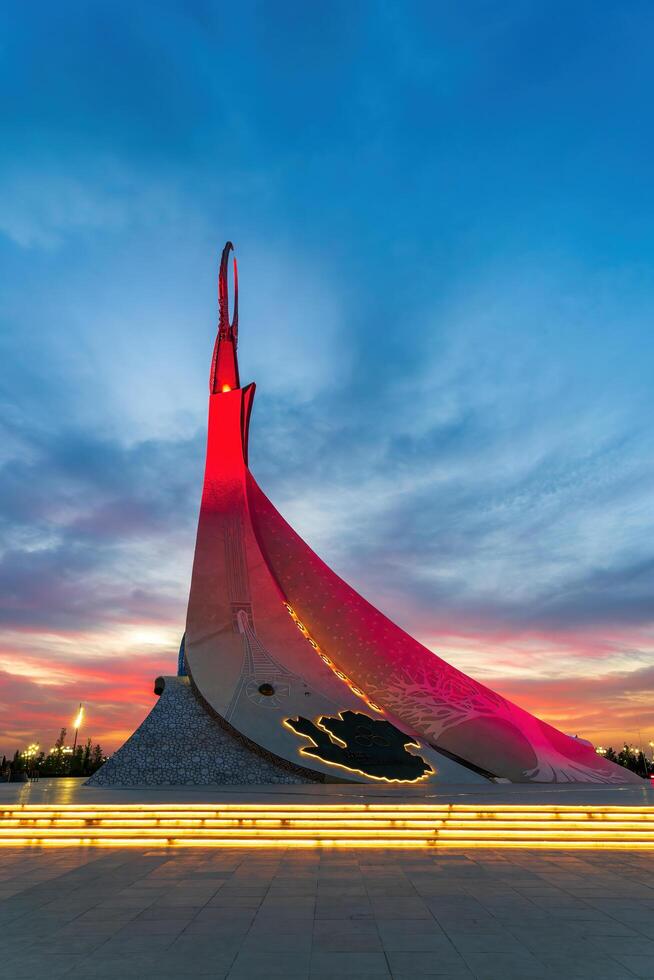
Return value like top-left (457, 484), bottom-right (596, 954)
top-left (246, 679), bottom-right (290, 707)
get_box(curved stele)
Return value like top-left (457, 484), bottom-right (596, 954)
top-left (184, 244), bottom-right (640, 785)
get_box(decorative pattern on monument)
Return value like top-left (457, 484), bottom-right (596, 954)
top-left (223, 517), bottom-right (302, 722)
top-left (86, 677), bottom-right (313, 787)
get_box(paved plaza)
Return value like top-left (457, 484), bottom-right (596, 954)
top-left (0, 842), bottom-right (653, 979)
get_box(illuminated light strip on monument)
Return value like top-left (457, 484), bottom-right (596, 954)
top-left (283, 602), bottom-right (384, 713)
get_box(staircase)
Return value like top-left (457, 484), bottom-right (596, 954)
top-left (1, 803), bottom-right (653, 848)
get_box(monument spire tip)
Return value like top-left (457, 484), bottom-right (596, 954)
top-left (211, 241), bottom-right (240, 392)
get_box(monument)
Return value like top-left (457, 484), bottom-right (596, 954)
top-left (89, 244), bottom-right (639, 787)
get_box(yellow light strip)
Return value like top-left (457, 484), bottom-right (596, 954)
top-left (0, 802), bottom-right (654, 817)
top-left (0, 826), bottom-right (654, 842)
top-left (283, 602), bottom-right (383, 713)
top-left (2, 808), bottom-right (653, 819)
top-left (1, 819), bottom-right (653, 831)
top-left (0, 838), bottom-right (652, 850)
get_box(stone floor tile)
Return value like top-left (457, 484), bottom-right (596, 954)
top-left (247, 919), bottom-right (312, 937)
top-left (370, 896), bottom-right (432, 918)
top-left (154, 949), bottom-right (237, 971)
top-left (317, 883), bottom-right (367, 896)
top-left (310, 975), bottom-right (389, 980)
top-left (310, 949), bottom-right (390, 975)
top-left (64, 955), bottom-right (156, 978)
top-left (260, 895), bottom-right (315, 912)
top-left (252, 909), bottom-right (315, 926)
top-left (31, 935), bottom-right (113, 954)
top-left (315, 914), bottom-right (378, 931)
top-left (312, 931), bottom-right (383, 951)
top-left (391, 972), bottom-right (475, 980)
top-left (171, 931), bottom-right (250, 951)
top-left (315, 896), bottom-right (373, 919)
top-left (385, 950), bottom-right (472, 975)
top-left (376, 917), bottom-right (445, 936)
top-left (446, 930), bottom-right (529, 953)
top-left (380, 931), bottom-right (452, 951)
top-left (240, 931), bottom-right (313, 952)
top-left (228, 950), bottom-right (312, 977)
top-left (366, 883), bottom-right (417, 897)
top-left (119, 918), bottom-right (186, 936)
top-left (537, 954), bottom-right (641, 979)
top-left (128, 973), bottom-right (225, 980)
top-left (460, 949), bottom-right (549, 978)
top-left (0, 954), bottom-right (88, 979)
top-left (612, 954), bottom-right (654, 978)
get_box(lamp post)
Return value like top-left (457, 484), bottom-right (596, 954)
top-left (71, 704), bottom-right (84, 754)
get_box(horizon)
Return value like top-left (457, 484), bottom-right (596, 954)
top-left (1, 2), bottom-right (653, 758)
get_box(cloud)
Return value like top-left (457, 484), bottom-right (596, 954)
top-left (0, 171), bottom-right (130, 249)
top-left (0, 649), bottom-right (167, 755)
top-left (492, 662), bottom-right (654, 746)
top-left (256, 263), bottom-right (654, 638)
top-left (0, 415), bottom-right (199, 632)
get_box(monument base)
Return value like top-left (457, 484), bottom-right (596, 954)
top-left (86, 676), bottom-right (324, 787)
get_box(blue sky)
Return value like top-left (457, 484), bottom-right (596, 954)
top-left (0, 1), bottom-right (653, 753)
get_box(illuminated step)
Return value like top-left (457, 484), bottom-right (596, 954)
top-left (3, 801), bottom-right (654, 813)
top-left (0, 826), bottom-right (652, 840)
top-left (2, 819), bottom-right (654, 834)
top-left (3, 813), bottom-right (654, 824)
top-left (1, 803), bottom-right (652, 848)
top-left (0, 832), bottom-right (654, 847)
top-left (3, 803), bottom-right (654, 812)
top-left (3, 807), bottom-right (654, 819)
top-left (5, 813), bottom-right (654, 830)
top-left (3, 808), bottom-right (653, 817)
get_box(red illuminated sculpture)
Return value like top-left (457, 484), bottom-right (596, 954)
top-left (181, 243), bottom-right (639, 785)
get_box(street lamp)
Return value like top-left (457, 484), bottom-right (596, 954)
top-left (71, 704), bottom-right (84, 754)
